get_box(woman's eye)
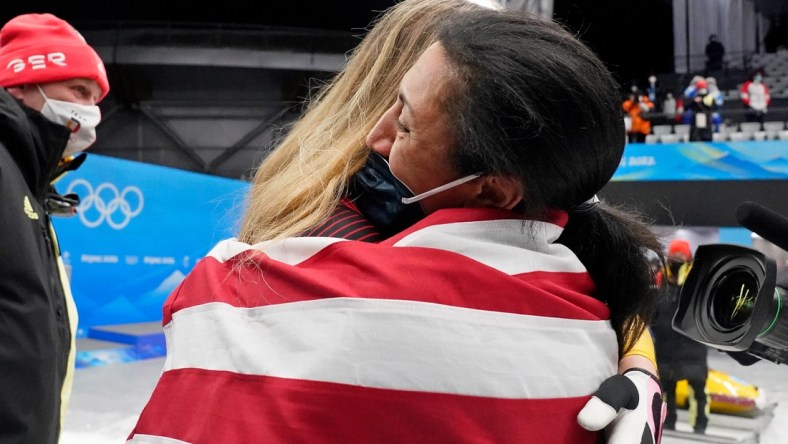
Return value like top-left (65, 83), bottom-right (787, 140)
top-left (397, 119), bottom-right (410, 133)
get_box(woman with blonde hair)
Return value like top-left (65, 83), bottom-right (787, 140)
top-left (238, 0), bottom-right (500, 243)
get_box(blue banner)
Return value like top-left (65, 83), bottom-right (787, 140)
top-left (53, 142), bottom-right (787, 336)
top-left (53, 154), bottom-right (249, 337)
top-left (612, 141), bottom-right (788, 181)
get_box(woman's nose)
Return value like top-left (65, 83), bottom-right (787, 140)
top-left (365, 106), bottom-right (397, 157)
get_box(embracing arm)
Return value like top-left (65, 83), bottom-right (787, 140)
top-left (619, 328), bottom-right (657, 375)
top-left (578, 328), bottom-right (666, 444)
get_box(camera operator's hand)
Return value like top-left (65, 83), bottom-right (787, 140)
top-left (577, 368), bottom-right (666, 444)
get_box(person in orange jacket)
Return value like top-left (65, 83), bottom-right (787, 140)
top-left (622, 89), bottom-right (655, 143)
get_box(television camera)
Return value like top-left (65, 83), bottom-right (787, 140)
top-left (672, 201), bottom-right (788, 365)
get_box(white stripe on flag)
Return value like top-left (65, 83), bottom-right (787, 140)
top-left (208, 218), bottom-right (585, 275)
top-left (163, 298), bottom-right (617, 399)
top-left (126, 433), bottom-right (190, 443)
top-left (393, 219), bottom-right (586, 275)
top-left (207, 236), bottom-right (347, 264)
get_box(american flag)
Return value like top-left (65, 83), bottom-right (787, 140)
top-left (128, 207), bottom-right (617, 443)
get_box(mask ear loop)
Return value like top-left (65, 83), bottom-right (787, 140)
top-left (401, 174), bottom-right (482, 204)
top-left (36, 84), bottom-right (49, 100)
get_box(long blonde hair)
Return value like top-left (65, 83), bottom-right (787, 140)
top-left (237, 0), bottom-right (494, 243)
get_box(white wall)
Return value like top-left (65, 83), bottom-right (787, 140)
top-left (673, 0), bottom-right (760, 73)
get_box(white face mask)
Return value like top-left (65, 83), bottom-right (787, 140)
top-left (38, 86), bottom-right (101, 158)
top-left (400, 173), bottom-right (481, 204)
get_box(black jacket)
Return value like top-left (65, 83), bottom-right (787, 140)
top-left (0, 89), bottom-right (73, 443)
top-left (651, 281), bottom-right (709, 381)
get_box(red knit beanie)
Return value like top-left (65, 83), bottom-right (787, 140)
top-left (0, 13), bottom-right (109, 101)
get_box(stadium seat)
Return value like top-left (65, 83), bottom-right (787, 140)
top-left (728, 132), bottom-right (749, 141)
top-left (672, 124), bottom-right (690, 142)
top-left (673, 124), bottom-right (690, 137)
top-left (720, 123), bottom-right (738, 135)
top-left (712, 132), bottom-right (727, 141)
top-left (651, 125), bottom-right (673, 136)
top-left (752, 131), bottom-right (768, 141)
top-left (763, 121), bottom-right (785, 139)
top-left (740, 122), bottom-right (763, 133)
top-left (659, 134), bottom-right (680, 144)
top-left (645, 134), bottom-right (658, 144)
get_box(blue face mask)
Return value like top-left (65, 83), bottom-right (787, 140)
top-left (348, 152), bottom-right (425, 237)
top-left (348, 152), bottom-right (480, 237)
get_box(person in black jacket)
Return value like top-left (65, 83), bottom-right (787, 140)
top-left (705, 34), bottom-right (725, 74)
top-left (0, 13), bottom-right (109, 443)
top-left (687, 79), bottom-right (717, 142)
top-left (651, 239), bottom-right (710, 434)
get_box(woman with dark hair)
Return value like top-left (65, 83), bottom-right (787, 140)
top-left (130, 6), bottom-right (665, 443)
top-left (426, 10), bottom-right (662, 357)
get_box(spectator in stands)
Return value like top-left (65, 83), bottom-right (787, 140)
top-left (661, 91), bottom-right (683, 124)
top-left (704, 34), bottom-right (725, 74)
top-left (622, 89), bottom-right (655, 143)
top-left (129, 5), bottom-right (666, 443)
top-left (705, 76), bottom-right (724, 133)
top-left (645, 74), bottom-right (668, 126)
top-left (651, 239), bottom-right (710, 434)
top-left (683, 75), bottom-right (705, 99)
top-left (741, 69), bottom-right (771, 126)
top-left (682, 75), bottom-right (705, 125)
top-left (646, 74), bottom-right (660, 105)
top-left (687, 79), bottom-right (717, 142)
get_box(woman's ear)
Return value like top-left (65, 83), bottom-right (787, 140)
top-left (466, 175), bottom-right (524, 210)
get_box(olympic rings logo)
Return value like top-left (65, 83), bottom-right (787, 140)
top-left (65, 179), bottom-right (144, 230)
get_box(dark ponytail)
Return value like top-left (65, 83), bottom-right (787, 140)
top-left (558, 202), bottom-right (664, 356)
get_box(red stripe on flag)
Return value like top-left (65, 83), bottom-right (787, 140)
top-left (129, 368), bottom-right (599, 444)
top-left (164, 242), bottom-right (606, 325)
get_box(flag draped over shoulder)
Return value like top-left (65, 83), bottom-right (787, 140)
top-left (128, 208), bottom-right (617, 444)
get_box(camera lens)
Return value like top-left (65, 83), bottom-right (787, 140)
top-left (709, 267), bottom-right (759, 331)
top-left (675, 243), bottom-right (788, 362)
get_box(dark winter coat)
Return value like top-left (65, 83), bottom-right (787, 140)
top-left (651, 281), bottom-right (709, 381)
top-left (0, 88), bottom-right (73, 444)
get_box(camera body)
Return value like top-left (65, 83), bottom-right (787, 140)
top-left (673, 243), bottom-right (788, 364)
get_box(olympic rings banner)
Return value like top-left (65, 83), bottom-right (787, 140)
top-left (53, 154), bottom-right (248, 337)
top-left (612, 141), bottom-right (788, 181)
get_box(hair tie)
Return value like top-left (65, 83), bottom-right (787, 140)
top-left (573, 194), bottom-right (600, 213)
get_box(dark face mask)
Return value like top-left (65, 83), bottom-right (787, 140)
top-left (668, 262), bottom-right (682, 279)
top-left (666, 260), bottom-right (688, 284)
top-left (347, 152), bottom-right (426, 237)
